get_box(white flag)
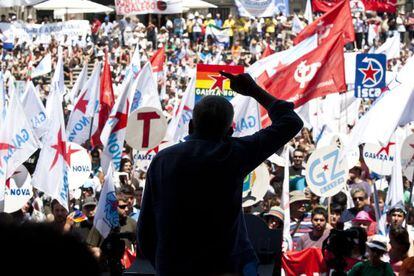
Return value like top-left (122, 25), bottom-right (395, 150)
top-left (0, 72), bottom-right (6, 120)
top-left (166, 76), bottom-right (195, 142)
top-left (292, 15), bottom-right (305, 35)
top-left (31, 53), bottom-right (52, 79)
top-left (374, 34), bottom-right (400, 60)
top-left (94, 163), bottom-right (119, 238)
top-left (101, 75), bottom-right (132, 172)
top-left (66, 63), bottom-right (101, 145)
top-left (68, 63), bottom-right (88, 103)
top-left (129, 62), bottom-right (162, 114)
top-left (231, 94), bottom-right (261, 138)
top-left (0, 89), bottom-right (40, 180)
top-left (32, 87), bottom-right (70, 210)
top-left (281, 148), bottom-right (292, 251)
top-left (304, 0), bottom-right (313, 23)
top-left (51, 47), bottom-right (65, 94)
top-left (21, 81), bottom-right (49, 140)
top-left (386, 129), bottom-right (405, 207)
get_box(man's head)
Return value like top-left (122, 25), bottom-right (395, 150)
top-left (351, 188), bottom-right (367, 210)
top-left (289, 191), bottom-right (310, 219)
top-left (388, 203), bottom-right (406, 227)
top-left (120, 185), bottom-right (135, 214)
top-left (311, 207), bottom-right (327, 233)
top-left (348, 166), bottom-right (362, 182)
top-left (117, 193), bottom-right (130, 222)
top-left (292, 149), bottom-right (305, 168)
top-left (51, 199), bottom-right (68, 225)
top-left (190, 96), bottom-right (234, 140)
top-left (82, 197), bottom-right (97, 221)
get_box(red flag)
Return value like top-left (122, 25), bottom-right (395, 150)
top-left (312, 0), bottom-right (338, 12)
top-left (282, 248), bottom-right (328, 276)
top-left (150, 47), bottom-right (166, 73)
top-left (294, 0), bottom-right (354, 45)
top-left (261, 44), bottom-right (274, 59)
top-left (312, 0), bottom-right (397, 13)
top-left (91, 54), bottom-right (115, 147)
top-left (263, 33), bottom-right (346, 108)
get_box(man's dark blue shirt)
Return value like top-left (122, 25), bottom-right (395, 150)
top-left (137, 99), bottom-right (303, 275)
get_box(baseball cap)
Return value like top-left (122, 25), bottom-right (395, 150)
top-left (82, 196), bottom-right (97, 208)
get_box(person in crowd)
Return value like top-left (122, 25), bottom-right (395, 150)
top-left (340, 187), bottom-right (371, 223)
top-left (351, 210), bottom-right (375, 237)
top-left (50, 199), bottom-right (69, 232)
top-left (347, 165), bottom-right (372, 198)
top-left (330, 203), bottom-right (345, 229)
top-left (289, 190), bottom-right (312, 249)
top-left (348, 234), bottom-right (394, 275)
top-left (389, 226), bottom-right (411, 274)
top-left (138, 72), bottom-right (303, 275)
top-left (120, 185), bottom-right (140, 221)
top-left (296, 207), bottom-right (330, 251)
top-left (263, 206), bottom-right (284, 230)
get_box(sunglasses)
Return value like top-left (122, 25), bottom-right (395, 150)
top-left (118, 204), bottom-right (128, 209)
top-left (353, 197), bottom-right (365, 201)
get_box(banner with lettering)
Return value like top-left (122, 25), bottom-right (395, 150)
top-left (115, 0), bottom-right (182, 15)
top-left (195, 64), bottom-right (244, 103)
top-left (0, 20), bottom-right (90, 45)
top-left (235, 0), bottom-right (289, 18)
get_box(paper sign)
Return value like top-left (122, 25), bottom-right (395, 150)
top-left (401, 134), bottom-right (414, 180)
top-left (242, 163), bottom-right (270, 207)
top-left (354, 53), bottom-right (386, 98)
top-left (363, 142), bottom-right (395, 175)
top-left (67, 142), bottom-right (92, 190)
top-left (3, 165), bottom-right (33, 213)
top-left (115, 0), bottom-right (183, 15)
top-left (125, 107), bottom-right (167, 151)
top-left (305, 145), bottom-right (348, 197)
top-left (195, 64), bottom-right (244, 103)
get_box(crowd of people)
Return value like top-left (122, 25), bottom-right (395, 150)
top-left (1, 6), bottom-right (414, 275)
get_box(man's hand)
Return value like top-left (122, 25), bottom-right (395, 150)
top-left (220, 71), bottom-right (258, 97)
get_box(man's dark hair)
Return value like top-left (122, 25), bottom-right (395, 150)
top-left (50, 199), bottom-right (60, 211)
top-left (192, 96), bottom-right (234, 139)
top-left (332, 191), bottom-right (348, 208)
top-left (120, 185), bottom-right (135, 196)
top-left (312, 206), bottom-right (328, 220)
top-left (390, 226), bottom-right (410, 253)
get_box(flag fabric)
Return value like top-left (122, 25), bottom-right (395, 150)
top-left (31, 53), bottom-right (52, 79)
top-left (282, 248), bottom-right (328, 276)
top-left (150, 47), bottom-right (165, 77)
top-left (100, 75), bottom-right (132, 172)
top-left (294, 0), bottom-right (354, 45)
top-left (0, 89), bottom-right (40, 182)
top-left (263, 33), bottom-right (346, 108)
top-left (304, 0), bottom-right (313, 23)
top-left (0, 72), bottom-right (6, 121)
top-left (94, 163), bottom-right (119, 238)
top-left (166, 76), bottom-right (195, 143)
top-left (205, 24), bottom-right (230, 44)
top-left (385, 129), bottom-right (405, 207)
top-left (91, 56), bottom-right (115, 147)
top-left (32, 87), bottom-right (70, 211)
top-left (374, 33), bottom-right (401, 60)
top-left (312, 0), bottom-right (397, 13)
top-left (129, 62), bottom-right (162, 114)
top-left (51, 47), bottom-right (65, 95)
top-left (247, 35), bottom-right (318, 127)
top-left (261, 44), bottom-right (274, 59)
top-left (292, 15), bottom-right (305, 35)
top-left (231, 94), bottom-right (261, 138)
top-left (66, 63), bottom-right (101, 145)
top-left (344, 58), bottom-right (414, 162)
top-left (21, 81), bottom-right (49, 140)
top-left (281, 148), bottom-right (292, 251)
top-left (68, 63), bottom-right (88, 104)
